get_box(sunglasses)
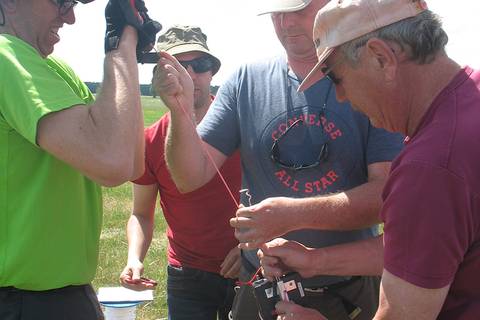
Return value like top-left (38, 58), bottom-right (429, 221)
top-left (178, 56), bottom-right (214, 74)
top-left (50, 0), bottom-right (77, 16)
top-left (270, 76), bottom-right (334, 171)
top-left (270, 118), bottom-right (329, 171)
top-left (321, 65), bottom-right (341, 85)
top-left (320, 54), bottom-right (347, 85)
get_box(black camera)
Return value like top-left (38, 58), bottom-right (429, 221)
top-left (252, 273), bottom-right (306, 320)
top-left (138, 52), bottom-right (160, 64)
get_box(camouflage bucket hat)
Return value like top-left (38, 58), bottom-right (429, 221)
top-left (156, 25), bottom-right (221, 75)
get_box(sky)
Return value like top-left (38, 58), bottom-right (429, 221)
top-left (55, 0), bottom-right (480, 86)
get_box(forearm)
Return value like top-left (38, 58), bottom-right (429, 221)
top-left (126, 213), bottom-right (154, 263)
top-left (293, 177), bottom-right (384, 230)
top-left (373, 270), bottom-right (449, 320)
top-left (36, 27), bottom-right (143, 186)
top-left (165, 111), bottom-right (221, 193)
top-left (89, 26), bottom-right (144, 183)
top-left (312, 235), bottom-right (384, 276)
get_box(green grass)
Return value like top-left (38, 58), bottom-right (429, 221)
top-left (93, 96), bottom-right (169, 320)
top-left (142, 96), bottom-right (169, 127)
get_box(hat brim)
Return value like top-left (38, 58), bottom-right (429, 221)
top-left (156, 43), bottom-right (221, 76)
top-left (298, 47), bottom-right (335, 92)
top-left (257, 0), bottom-right (311, 15)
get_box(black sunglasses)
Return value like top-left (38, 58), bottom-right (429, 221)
top-left (321, 65), bottom-right (341, 85)
top-left (179, 56), bottom-right (214, 74)
top-left (270, 77), bottom-right (333, 171)
top-left (270, 118), bottom-right (329, 170)
top-left (51, 0), bottom-right (78, 16)
top-left (320, 55), bottom-right (347, 85)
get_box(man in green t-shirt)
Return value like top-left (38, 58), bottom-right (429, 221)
top-left (0, 1), bottom-right (160, 319)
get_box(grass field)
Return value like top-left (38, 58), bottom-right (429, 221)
top-left (93, 96), bottom-right (170, 320)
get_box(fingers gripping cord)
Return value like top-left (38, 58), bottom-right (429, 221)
top-left (174, 96), bottom-right (240, 208)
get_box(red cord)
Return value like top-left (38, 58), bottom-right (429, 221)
top-left (174, 96), bottom-right (240, 208)
top-left (235, 267), bottom-right (263, 287)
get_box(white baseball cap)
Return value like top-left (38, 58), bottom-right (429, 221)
top-left (299, 0), bottom-right (428, 91)
top-left (258, 0), bottom-right (312, 15)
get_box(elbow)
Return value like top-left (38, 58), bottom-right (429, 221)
top-left (130, 161), bottom-right (145, 182)
top-left (97, 168), bottom-right (132, 187)
top-left (166, 163), bottom-right (206, 193)
top-left (95, 157), bottom-right (145, 187)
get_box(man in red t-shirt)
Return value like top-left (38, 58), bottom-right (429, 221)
top-left (258, 1), bottom-right (480, 319)
top-left (119, 25), bottom-right (242, 320)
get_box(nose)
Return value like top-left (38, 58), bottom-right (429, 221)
top-left (62, 8), bottom-right (76, 25)
top-left (185, 65), bottom-right (197, 79)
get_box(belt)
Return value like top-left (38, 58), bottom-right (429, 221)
top-left (304, 276), bottom-right (361, 292)
top-left (303, 277), bottom-right (363, 320)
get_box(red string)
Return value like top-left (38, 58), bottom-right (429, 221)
top-left (235, 267), bottom-right (263, 287)
top-left (174, 96), bottom-right (240, 208)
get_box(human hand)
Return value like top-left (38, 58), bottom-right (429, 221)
top-left (258, 238), bottom-right (318, 280)
top-left (230, 197), bottom-right (298, 249)
top-left (220, 246), bottom-right (241, 279)
top-left (119, 259), bottom-right (158, 291)
top-left (275, 301), bottom-right (328, 320)
top-left (104, 0), bottom-right (161, 55)
top-left (152, 51), bottom-right (194, 114)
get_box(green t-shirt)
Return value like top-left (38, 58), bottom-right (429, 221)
top-left (0, 34), bottom-right (102, 290)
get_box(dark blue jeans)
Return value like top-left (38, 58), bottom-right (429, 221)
top-left (167, 265), bottom-right (236, 320)
top-left (0, 284), bottom-right (104, 320)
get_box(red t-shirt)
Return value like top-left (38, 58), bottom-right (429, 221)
top-left (134, 112), bottom-right (242, 274)
top-left (381, 67), bottom-right (480, 319)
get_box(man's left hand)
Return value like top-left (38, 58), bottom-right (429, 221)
top-left (220, 246), bottom-right (241, 279)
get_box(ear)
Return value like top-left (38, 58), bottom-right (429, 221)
top-left (364, 38), bottom-right (398, 82)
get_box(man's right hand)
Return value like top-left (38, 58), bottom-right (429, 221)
top-left (152, 51), bottom-right (194, 115)
top-left (119, 259), bottom-right (158, 291)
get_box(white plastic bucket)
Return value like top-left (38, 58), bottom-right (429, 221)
top-left (103, 305), bottom-right (137, 320)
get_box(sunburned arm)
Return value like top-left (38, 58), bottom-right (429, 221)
top-left (127, 183), bottom-right (158, 263)
top-left (37, 27), bottom-right (144, 187)
top-left (296, 161), bottom-right (390, 230)
top-left (165, 114), bottom-right (227, 193)
top-left (234, 162), bottom-right (391, 248)
top-left (153, 51), bottom-right (227, 193)
top-left (259, 236), bottom-right (383, 280)
top-left (120, 183), bottom-right (158, 290)
top-left (374, 270), bottom-right (449, 320)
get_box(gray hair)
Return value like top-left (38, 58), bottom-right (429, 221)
top-left (339, 10), bottom-right (448, 66)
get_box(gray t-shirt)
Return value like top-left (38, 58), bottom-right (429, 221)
top-left (198, 55), bottom-right (403, 286)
